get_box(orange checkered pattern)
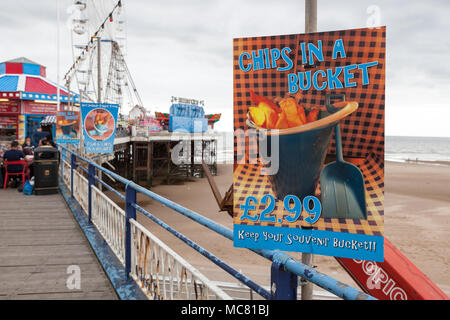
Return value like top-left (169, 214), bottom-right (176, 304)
top-left (297, 28), bottom-right (385, 158)
top-left (233, 153), bottom-right (383, 235)
top-left (233, 34), bottom-right (300, 163)
top-left (233, 27), bottom-right (385, 236)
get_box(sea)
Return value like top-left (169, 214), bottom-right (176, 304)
top-left (215, 132), bottom-right (450, 165)
top-left (385, 136), bottom-right (450, 164)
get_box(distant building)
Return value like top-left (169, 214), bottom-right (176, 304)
top-left (0, 57), bottom-right (78, 145)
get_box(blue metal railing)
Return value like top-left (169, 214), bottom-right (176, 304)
top-left (59, 145), bottom-right (376, 300)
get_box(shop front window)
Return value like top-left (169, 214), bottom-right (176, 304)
top-left (0, 116), bottom-right (18, 145)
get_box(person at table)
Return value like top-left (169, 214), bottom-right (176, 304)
top-left (29, 137), bottom-right (57, 179)
top-left (38, 137), bottom-right (52, 148)
top-left (22, 136), bottom-right (34, 156)
top-left (47, 137), bottom-right (57, 148)
top-left (32, 127), bottom-right (49, 148)
top-left (2, 141), bottom-right (25, 188)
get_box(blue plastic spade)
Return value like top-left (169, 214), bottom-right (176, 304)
top-left (320, 95), bottom-right (367, 219)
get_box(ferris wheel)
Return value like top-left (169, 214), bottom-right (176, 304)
top-left (66, 0), bottom-right (142, 113)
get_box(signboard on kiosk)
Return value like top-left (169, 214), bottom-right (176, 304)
top-left (81, 102), bottom-right (119, 154)
top-left (55, 111), bottom-right (80, 144)
top-left (23, 100), bottom-right (57, 115)
top-left (0, 100), bottom-right (20, 114)
top-left (232, 27), bottom-right (385, 262)
top-left (0, 116), bottom-right (17, 126)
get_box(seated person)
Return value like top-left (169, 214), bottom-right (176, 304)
top-left (32, 127), bottom-right (49, 148)
top-left (39, 137), bottom-right (56, 148)
top-left (38, 137), bottom-right (54, 151)
top-left (22, 136), bottom-right (34, 155)
top-left (30, 138), bottom-right (56, 177)
top-left (2, 141), bottom-right (25, 187)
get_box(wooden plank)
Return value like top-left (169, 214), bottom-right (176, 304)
top-left (0, 263), bottom-right (108, 280)
top-left (0, 255), bottom-right (97, 268)
top-left (0, 189), bottom-right (117, 300)
top-left (1, 290), bottom-right (115, 300)
top-left (0, 277), bottom-right (112, 293)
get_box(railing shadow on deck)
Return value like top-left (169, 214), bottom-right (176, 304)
top-left (59, 144), bottom-right (376, 301)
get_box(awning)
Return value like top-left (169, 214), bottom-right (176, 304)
top-left (40, 115), bottom-right (56, 126)
top-left (0, 74), bottom-right (79, 103)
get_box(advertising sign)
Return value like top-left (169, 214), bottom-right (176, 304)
top-left (0, 116), bottom-right (17, 126)
top-left (22, 101), bottom-right (58, 115)
top-left (233, 27), bottom-right (385, 262)
top-left (0, 101), bottom-right (20, 114)
top-left (55, 111), bottom-right (80, 144)
top-left (81, 102), bottom-right (119, 154)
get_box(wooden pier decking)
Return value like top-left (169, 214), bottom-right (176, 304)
top-left (0, 189), bottom-right (117, 300)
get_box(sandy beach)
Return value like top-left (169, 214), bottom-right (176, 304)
top-left (384, 161), bottom-right (450, 294)
top-left (106, 161), bottom-right (450, 297)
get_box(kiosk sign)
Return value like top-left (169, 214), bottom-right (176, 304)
top-left (55, 111), bottom-right (80, 144)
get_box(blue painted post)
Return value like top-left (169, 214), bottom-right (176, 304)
top-left (88, 164), bottom-right (95, 223)
top-left (70, 154), bottom-right (77, 198)
top-left (270, 261), bottom-right (298, 300)
top-left (125, 185), bottom-right (136, 278)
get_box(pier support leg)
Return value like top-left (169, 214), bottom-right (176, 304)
top-left (146, 141), bottom-right (151, 187)
top-left (149, 141), bottom-right (153, 187)
top-left (132, 142), bottom-right (136, 182)
top-left (124, 144), bottom-right (130, 179)
top-left (167, 141), bottom-right (171, 184)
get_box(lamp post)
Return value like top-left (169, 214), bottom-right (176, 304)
top-left (301, 0), bottom-right (317, 301)
top-left (56, 0), bottom-right (60, 112)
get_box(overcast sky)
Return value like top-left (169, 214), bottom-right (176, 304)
top-left (1, 0), bottom-right (449, 137)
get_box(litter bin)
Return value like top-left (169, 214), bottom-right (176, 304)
top-left (33, 146), bottom-right (59, 195)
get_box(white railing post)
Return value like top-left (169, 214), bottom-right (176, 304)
top-left (70, 154), bottom-right (76, 198)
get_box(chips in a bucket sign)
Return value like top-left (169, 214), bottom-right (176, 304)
top-left (55, 111), bottom-right (80, 144)
top-left (81, 102), bottom-right (119, 154)
top-left (233, 27), bottom-right (385, 262)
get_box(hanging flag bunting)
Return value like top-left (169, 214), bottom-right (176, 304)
top-left (64, 0), bottom-right (123, 82)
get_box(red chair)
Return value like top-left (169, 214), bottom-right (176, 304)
top-left (3, 160), bottom-right (27, 189)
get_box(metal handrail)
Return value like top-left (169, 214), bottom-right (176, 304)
top-left (131, 201), bottom-right (271, 299)
top-left (130, 218), bottom-right (232, 300)
top-left (59, 144), bottom-right (376, 300)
